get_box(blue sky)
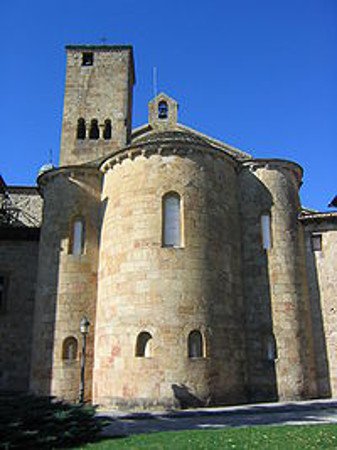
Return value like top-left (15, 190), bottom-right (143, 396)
top-left (1, 0), bottom-right (336, 210)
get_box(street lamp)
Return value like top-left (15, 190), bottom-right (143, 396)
top-left (79, 316), bottom-right (90, 404)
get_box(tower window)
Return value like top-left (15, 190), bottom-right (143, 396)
top-left (103, 119), bottom-right (112, 140)
top-left (69, 218), bottom-right (85, 256)
top-left (82, 52), bottom-right (94, 66)
top-left (135, 331), bottom-right (152, 357)
top-left (62, 336), bottom-right (78, 361)
top-left (162, 192), bottom-right (181, 247)
top-left (188, 330), bottom-right (204, 358)
top-left (261, 213), bottom-right (272, 250)
top-left (311, 234), bottom-right (322, 252)
top-left (0, 275), bottom-right (8, 313)
top-left (77, 118), bottom-right (86, 140)
top-left (89, 119), bottom-right (99, 140)
top-left (158, 101), bottom-right (168, 119)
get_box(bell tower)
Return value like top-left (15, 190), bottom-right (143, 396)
top-left (59, 45), bottom-right (135, 166)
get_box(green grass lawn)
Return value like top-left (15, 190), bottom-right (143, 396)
top-left (73, 424), bottom-right (337, 449)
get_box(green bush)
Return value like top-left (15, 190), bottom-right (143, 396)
top-left (0, 393), bottom-right (108, 449)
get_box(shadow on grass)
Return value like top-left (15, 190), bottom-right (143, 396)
top-left (0, 393), bottom-right (117, 449)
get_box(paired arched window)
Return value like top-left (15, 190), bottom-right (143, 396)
top-left (162, 192), bottom-right (181, 247)
top-left (135, 331), bottom-right (152, 357)
top-left (70, 218), bottom-right (85, 256)
top-left (158, 101), bottom-right (168, 119)
top-left (188, 330), bottom-right (204, 358)
top-left (103, 119), bottom-right (112, 140)
top-left (77, 118), bottom-right (86, 139)
top-left (62, 336), bottom-right (78, 361)
top-left (261, 213), bottom-right (272, 250)
top-left (89, 119), bottom-right (99, 139)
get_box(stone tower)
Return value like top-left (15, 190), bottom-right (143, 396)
top-left (59, 45), bottom-right (135, 166)
top-left (30, 45), bottom-right (135, 401)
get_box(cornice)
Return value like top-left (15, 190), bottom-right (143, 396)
top-left (241, 158), bottom-right (304, 186)
top-left (100, 139), bottom-right (240, 174)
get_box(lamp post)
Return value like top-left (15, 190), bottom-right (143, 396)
top-left (79, 316), bottom-right (90, 404)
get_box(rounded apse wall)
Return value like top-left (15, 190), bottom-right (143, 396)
top-left (240, 160), bottom-right (317, 401)
top-left (94, 145), bottom-right (246, 409)
top-left (30, 167), bottom-right (101, 402)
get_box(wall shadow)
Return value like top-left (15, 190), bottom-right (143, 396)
top-left (304, 226), bottom-right (331, 397)
top-left (171, 384), bottom-right (205, 409)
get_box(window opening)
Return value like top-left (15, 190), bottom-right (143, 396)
top-left (0, 276), bottom-right (7, 313)
top-left (266, 334), bottom-right (277, 361)
top-left (261, 213), bottom-right (272, 250)
top-left (311, 234), bottom-right (322, 252)
top-left (163, 192), bottom-right (181, 247)
top-left (89, 119), bottom-right (99, 139)
top-left (62, 337), bottom-right (78, 361)
top-left (188, 330), bottom-right (204, 358)
top-left (70, 218), bottom-right (85, 256)
top-left (82, 52), bottom-right (94, 66)
top-left (158, 101), bottom-right (168, 119)
top-left (103, 119), bottom-right (112, 140)
top-left (135, 331), bottom-right (152, 357)
top-left (77, 118), bottom-right (86, 140)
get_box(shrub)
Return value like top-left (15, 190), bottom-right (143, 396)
top-left (0, 393), bottom-right (107, 449)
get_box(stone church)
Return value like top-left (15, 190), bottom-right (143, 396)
top-left (0, 45), bottom-right (336, 409)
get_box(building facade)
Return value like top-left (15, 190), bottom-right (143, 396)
top-left (0, 45), bottom-right (336, 409)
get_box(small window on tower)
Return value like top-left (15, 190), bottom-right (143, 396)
top-left (77, 118), bottom-right (86, 140)
top-left (158, 101), bottom-right (168, 119)
top-left (103, 119), bottom-right (112, 140)
top-left (89, 119), bottom-right (99, 140)
top-left (82, 52), bottom-right (94, 66)
top-left (311, 234), bottom-right (322, 252)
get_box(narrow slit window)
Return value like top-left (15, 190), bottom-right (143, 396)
top-left (103, 119), bottom-right (112, 140)
top-left (77, 118), bottom-right (86, 139)
top-left (266, 334), bottom-right (277, 361)
top-left (188, 330), bottom-right (204, 358)
top-left (82, 52), bottom-right (94, 66)
top-left (135, 331), bottom-right (152, 357)
top-left (311, 234), bottom-right (322, 252)
top-left (0, 275), bottom-right (8, 313)
top-left (62, 337), bottom-right (78, 361)
top-left (89, 119), bottom-right (99, 139)
top-left (70, 218), bottom-right (85, 256)
top-left (163, 192), bottom-right (181, 247)
top-left (158, 101), bottom-right (168, 119)
top-left (261, 213), bottom-right (272, 250)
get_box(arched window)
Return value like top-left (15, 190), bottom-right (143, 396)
top-left (135, 331), bottom-right (152, 357)
top-left (62, 337), bottom-right (78, 361)
top-left (70, 218), bottom-right (85, 256)
top-left (77, 118), bottom-right (86, 139)
top-left (261, 213), bottom-right (272, 250)
top-left (266, 334), bottom-right (277, 361)
top-left (162, 192), bottom-right (181, 247)
top-left (103, 119), bottom-right (112, 140)
top-left (188, 330), bottom-right (204, 358)
top-left (89, 119), bottom-right (99, 139)
top-left (158, 101), bottom-right (168, 119)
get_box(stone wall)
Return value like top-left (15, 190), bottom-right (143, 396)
top-left (30, 167), bottom-right (102, 402)
top-left (0, 239), bottom-right (39, 391)
top-left (303, 217), bottom-right (337, 397)
top-left (94, 143), bottom-right (246, 409)
top-left (240, 160), bottom-right (317, 402)
top-left (59, 46), bottom-right (134, 166)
